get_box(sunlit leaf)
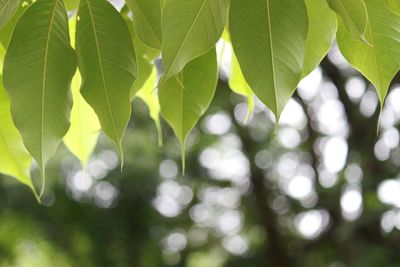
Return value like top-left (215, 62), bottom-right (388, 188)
top-left (336, 0), bottom-right (400, 104)
top-left (302, 0), bottom-right (337, 77)
top-left (64, 0), bottom-right (79, 10)
top-left (64, 71), bottom-right (101, 168)
top-left (161, 0), bottom-right (229, 80)
top-left (126, 0), bottom-right (162, 49)
top-left (159, 48), bottom-right (217, 172)
top-left (327, 0), bottom-right (371, 44)
top-left (0, 46), bottom-right (35, 197)
top-left (0, 74), bottom-right (35, 195)
top-left (3, 0), bottom-right (76, 194)
top-left (76, 0), bottom-right (137, 162)
top-left (229, 52), bottom-right (254, 123)
top-left (386, 0), bottom-right (400, 15)
top-left (229, 0), bottom-right (308, 120)
top-left (136, 66), bottom-right (163, 146)
top-left (63, 16), bottom-right (100, 168)
top-left (0, 0), bottom-right (20, 29)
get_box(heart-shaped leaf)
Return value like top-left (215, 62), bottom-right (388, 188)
top-left (76, 0), bottom-right (137, 162)
top-left (229, 0), bottom-right (308, 120)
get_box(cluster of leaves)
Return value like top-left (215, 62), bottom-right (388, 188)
top-left (0, 0), bottom-right (399, 200)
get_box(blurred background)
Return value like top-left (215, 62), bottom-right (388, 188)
top-left (2, 30), bottom-right (400, 266)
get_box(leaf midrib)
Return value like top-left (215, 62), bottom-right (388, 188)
top-left (164, 0), bottom-right (208, 79)
top-left (264, 0), bottom-right (278, 115)
top-left (41, 0), bottom-right (59, 167)
top-left (85, 0), bottom-right (120, 149)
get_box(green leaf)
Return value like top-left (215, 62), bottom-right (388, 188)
top-left (229, 51), bottom-right (254, 123)
top-left (64, 0), bottom-right (79, 10)
top-left (302, 0), bottom-right (337, 77)
top-left (159, 48), bottom-right (217, 172)
top-left (161, 0), bottom-right (229, 80)
top-left (126, 21), bottom-right (159, 99)
top-left (386, 0), bottom-right (400, 15)
top-left (136, 65), bottom-right (163, 146)
top-left (64, 71), bottom-right (100, 168)
top-left (126, 0), bottom-right (162, 49)
top-left (0, 74), bottom-right (36, 196)
top-left (229, 0), bottom-right (308, 120)
top-left (220, 30), bottom-right (254, 120)
top-left (0, 0), bottom-right (20, 29)
top-left (0, 46), bottom-right (36, 198)
top-left (326, 0), bottom-right (371, 44)
top-left (63, 16), bottom-right (100, 168)
top-left (76, 0), bottom-right (137, 162)
top-left (0, 0), bottom-right (33, 49)
top-left (336, 0), bottom-right (400, 103)
top-left (3, 0), bottom-right (76, 194)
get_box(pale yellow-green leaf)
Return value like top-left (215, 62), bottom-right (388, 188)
top-left (386, 0), bottom-right (400, 14)
top-left (63, 16), bottom-right (100, 168)
top-left (64, 71), bottom-right (101, 168)
top-left (136, 65), bottom-right (163, 146)
top-left (0, 46), bottom-right (35, 197)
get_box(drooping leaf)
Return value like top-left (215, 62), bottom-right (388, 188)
top-left (126, 0), bottom-right (162, 49)
top-left (326, 0), bottom-right (371, 44)
top-left (159, 48), bottom-right (218, 172)
top-left (3, 0), bottom-right (76, 193)
top-left (136, 65), bottom-right (163, 146)
top-left (0, 0), bottom-right (20, 29)
top-left (336, 0), bottom-right (400, 104)
top-left (0, 75), bottom-right (35, 194)
top-left (229, 0), bottom-right (308, 120)
top-left (386, 0), bottom-right (400, 15)
top-left (0, 46), bottom-right (36, 198)
top-left (76, 0), bottom-right (137, 161)
top-left (161, 0), bottom-right (229, 80)
top-left (63, 16), bottom-right (100, 168)
top-left (302, 0), bottom-right (337, 77)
